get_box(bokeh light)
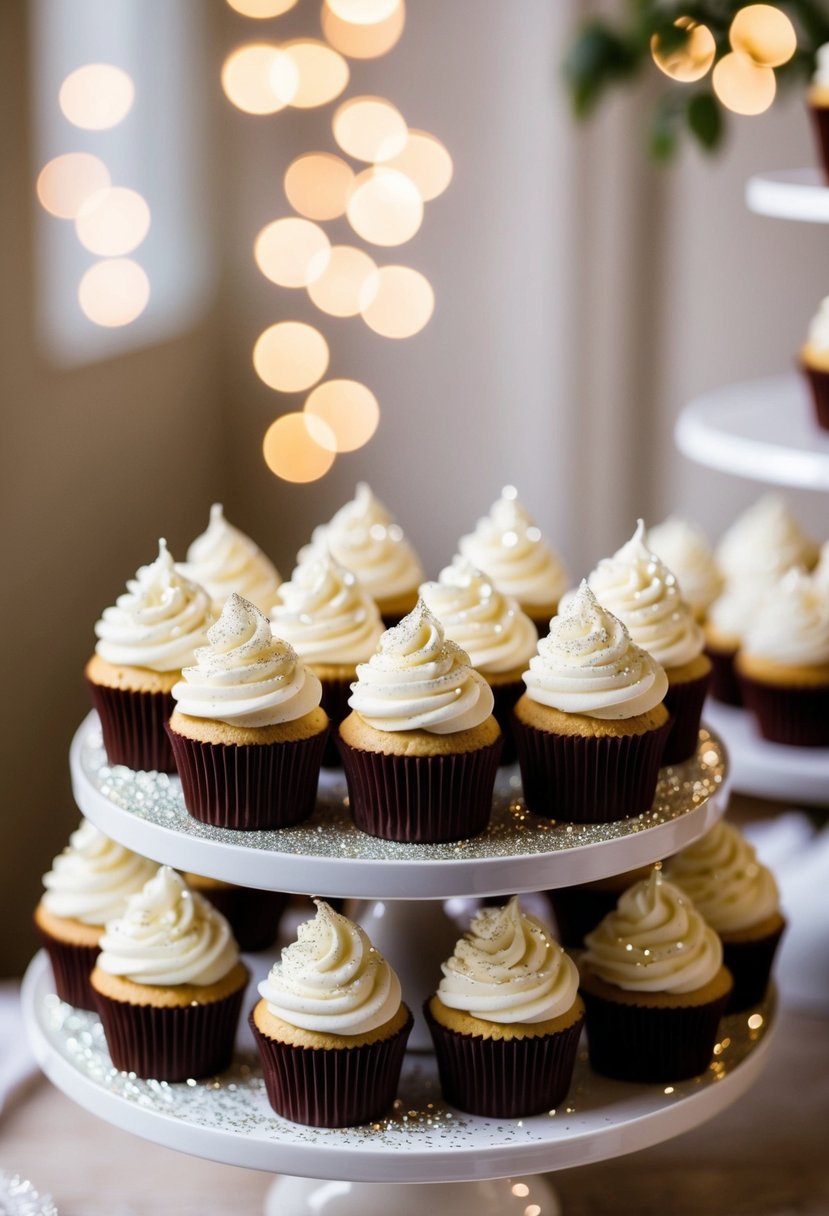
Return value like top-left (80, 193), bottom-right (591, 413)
top-left (346, 166), bottom-right (423, 245)
top-left (284, 152), bottom-right (354, 220)
top-left (283, 40), bottom-right (349, 108)
top-left (75, 187), bottom-right (151, 257)
top-left (221, 44), bottom-right (298, 113)
top-left (36, 153), bottom-right (111, 220)
top-left (78, 259), bottom-right (150, 327)
top-left (263, 412), bottom-right (336, 481)
top-left (321, 2), bottom-right (405, 59)
top-left (254, 218), bottom-right (331, 288)
top-left (307, 245), bottom-right (378, 316)
top-left (729, 4), bottom-right (796, 68)
top-left (226, 0), bottom-right (298, 15)
top-left (383, 130), bottom-right (453, 201)
top-left (332, 96), bottom-right (408, 162)
top-left (59, 64), bottom-right (135, 130)
top-left (712, 50), bottom-right (776, 114)
top-left (325, 0), bottom-right (400, 23)
top-left (650, 18), bottom-right (716, 83)
top-left (360, 264), bottom-right (433, 337)
top-left (304, 379), bottom-right (380, 452)
top-left (253, 321), bottom-right (329, 391)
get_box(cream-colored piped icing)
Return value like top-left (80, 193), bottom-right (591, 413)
top-left (418, 558), bottom-right (538, 675)
top-left (297, 483), bottom-right (424, 602)
top-left (664, 822), bottom-right (780, 934)
top-left (715, 495), bottom-right (818, 585)
top-left (706, 581), bottom-right (765, 643)
top-left (41, 820), bottom-right (158, 926)
top-left (582, 868), bottom-right (722, 995)
top-left (437, 897), bottom-right (579, 1024)
top-left (457, 486), bottom-right (568, 610)
top-left (646, 516), bottom-right (723, 622)
top-left (348, 600), bottom-right (494, 733)
top-left (270, 555), bottom-right (384, 666)
top-left (813, 43), bottom-right (829, 88)
top-left (813, 540), bottom-right (829, 593)
top-left (171, 593), bottom-right (322, 728)
top-left (258, 900), bottom-right (402, 1035)
top-left (807, 297), bottom-right (829, 353)
top-left (522, 582), bottom-right (668, 719)
top-left (94, 540), bottom-right (212, 673)
top-left (96, 867), bottom-right (240, 986)
top-left (585, 520), bottom-right (704, 669)
top-left (179, 503), bottom-right (281, 614)
top-left (741, 567), bottom-right (829, 666)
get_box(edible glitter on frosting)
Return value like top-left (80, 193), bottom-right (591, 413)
top-left (178, 503), bottom-right (281, 614)
top-left (664, 821), bottom-right (780, 934)
top-left (740, 566), bottom-right (829, 666)
top-left (41, 819), bottom-right (158, 926)
top-left (270, 554), bottom-right (384, 666)
top-left (646, 516), bottom-right (723, 622)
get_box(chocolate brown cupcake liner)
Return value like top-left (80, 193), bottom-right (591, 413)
top-left (513, 717), bottom-right (671, 824)
top-left (545, 887), bottom-right (621, 951)
top-left (722, 922), bottom-right (786, 1013)
top-left (489, 680), bottom-right (525, 766)
top-left (94, 986), bottom-right (246, 1081)
top-left (86, 679), bottom-right (176, 772)
top-left (337, 735), bottom-right (502, 842)
top-left (194, 887), bottom-right (290, 953)
top-left (318, 676), bottom-right (354, 768)
top-left (423, 1003), bottom-right (583, 1118)
top-left (705, 647), bottom-right (743, 707)
top-left (251, 1008), bottom-right (413, 1127)
top-left (809, 104), bottom-right (829, 185)
top-left (737, 676), bottom-right (829, 747)
top-left (36, 931), bottom-right (100, 1011)
top-left (802, 362), bottom-right (829, 432)
top-left (167, 727), bottom-right (327, 830)
top-left (662, 669), bottom-right (711, 765)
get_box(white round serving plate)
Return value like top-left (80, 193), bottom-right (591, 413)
top-left (70, 712), bottom-right (729, 898)
top-left (745, 168), bottom-right (829, 223)
top-left (703, 700), bottom-right (829, 806)
top-left (22, 951), bottom-right (775, 1184)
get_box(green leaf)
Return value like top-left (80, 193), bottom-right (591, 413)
top-left (686, 92), bottom-right (723, 151)
top-left (563, 23), bottom-right (640, 117)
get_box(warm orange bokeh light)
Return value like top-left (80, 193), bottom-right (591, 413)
top-left (253, 321), bottom-right (330, 392)
top-left (332, 95), bottom-right (408, 162)
top-left (59, 64), bottom-right (135, 130)
top-left (36, 153), bottom-right (111, 220)
top-left (283, 39), bottom-right (349, 108)
top-left (226, 0), bottom-right (298, 16)
top-left (75, 187), bottom-right (151, 257)
top-left (304, 379), bottom-right (380, 453)
top-left (729, 4), bottom-right (796, 68)
top-left (650, 17), bottom-right (716, 83)
top-left (254, 218), bottom-right (331, 288)
top-left (221, 44), bottom-right (298, 113)
top-left (383, 130), bottom-right (453, 202)
top-left (78, 259), bottom-right (150, 328)
top-left (360, 264), bottom-right (433, 337)
top-left (346, 166), bottom-right (423, 246)
top-left (712, 50), bottom-right (776, 114)
top-left (325, 0), bottom-right (400, 23)
top-left (284, 152), bottom-right (353, 220)
top-left (263, 412), bottom-right (336, 482)
top-left (321, 2), bottom-right (405, 59)
top-left (307, 245), bottom-right (378, 317)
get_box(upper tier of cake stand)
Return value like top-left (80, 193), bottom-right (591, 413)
top-left (745, 168), bottom-right (829, 223)
top-left (70, 712), bottom-right (728, 899)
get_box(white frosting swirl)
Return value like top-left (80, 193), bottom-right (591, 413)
top-left (741, 567), bottom-right (829, 666)
top-left (297, 483), bottom-right (424, 603)
top-left (457, 486), bottom-right (568, 610)
top-left (348, 601), bottom-right (494, 733)
top-left (172, 593), bottom-right (322, 728)
top-left (178, 503), bottom-right (281, 614)
top-left (813, 43), bottom-right (829, 88)
top-left (813, 540), bottom-right (829, 592)
top-left (418, 559), bottom-right (538, 675)
top-left (715, 495), bottom-right (817, 585)
top-left (96, 867), bottom-right (240, 986)
top-left (41, 820), bottom-right (158, 926)
top-left (585, 520), bottom-right (704, 668)
top-left (807, 296), bottom-right (829, 352)
top-left (94, 540), bottom-right (212, 673)
top-left (664, 822), bottom-right (780, 934)
top-left (270, 555), bottom-right (384, 666)
top-left (437, 897), bottom-right (580, 1024)
top-left (523, 582), bottom-right (668, 719)
top-left (258, 900), bottom-right (402, 1035)
top-left (582, 868), bottom-right (723, 994)
top-left (706, 580), bottom-right (767, 643)
top-left (646, 516), bottom-right (723, 621)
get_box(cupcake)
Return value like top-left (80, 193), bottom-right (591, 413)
top-left (418, 558), bottom-right (538, 763)
top-left (337, 601), bottom-right (502, 842)
top-left (581, 520), bottom-right (711, 763)
top-left (182, 874), bottom-right (289, 953)
top-left (664, 821), bottom-right (785, 1011)
top-left (297, 483), bottom-right (424, 627)
top-left (178, 502), bottom-right (281, 614)
top-left (703, 582), bottom-right (760, 706)
top-left (735, 567), bottom-right (829, 747)
top-left (270, 555), bottom-right (384, 766)
top-left (85, 540), bottom-right (212, 772)
top-left (545, 865), bottom-right (655, 951)
top-left (457, 485), bottom-right (568, 631)
top-left (800, 296), bottom-right (829, 432)
top-left (167, 594), bottom-right (328, 830)
top-left (425, 897), bottom-right (584, 1118)
top-left (34, 820), bottom-right (158, 1010)
top-left (251, 899), bottom-right (412, 1127)
top-left (579, 868), bottom-right (733, 1083)
top-left (808, 43), bottom-right (829, 182)
top-left (813, 539), bottom-right (829, 593)
top-left (646, 516), bottom-right (723, 625)
top-left (513, 582), bottom-right (670, 824)
top-left (91, 866), bottom-right (249, 1081)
